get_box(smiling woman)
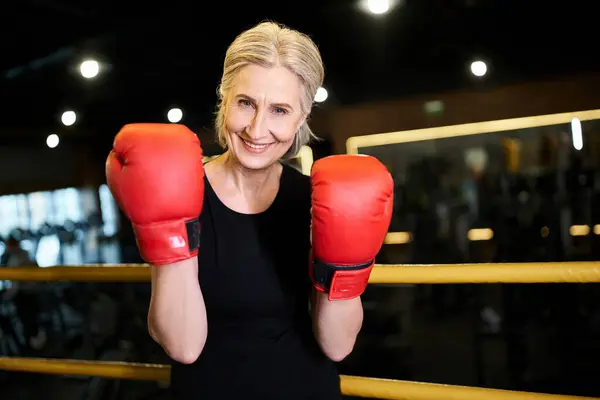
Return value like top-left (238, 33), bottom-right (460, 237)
top-left (170, 21), bottom-right (357, 400)
top-left (165, 21), bottom-right (352, 400)
top-left (106, 20), bottom-right (389, 400)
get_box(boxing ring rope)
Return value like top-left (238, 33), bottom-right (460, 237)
top-left (0, 357), bottom-right (598, 400)
top-left (2, 261), bottom-right (600, 283)
top-left (344, 109), bottom-right (600, 154)
top-left (1, 263), bottom-right (600, 399)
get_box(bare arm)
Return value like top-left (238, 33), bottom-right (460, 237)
top-left (311, 289), bottom-right (363, 362)
top-left (148, 257), bottom-right (207, 364)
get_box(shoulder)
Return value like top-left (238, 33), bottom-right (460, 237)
top-left (275, 163), bottom-right (311, 222)
top-left (281, 163), bottom-right (311, 200)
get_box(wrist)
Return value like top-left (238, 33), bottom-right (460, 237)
top-left (134, 218), bottom-right (200, 266)
top-left (310, 257), bottom-right (373, 301)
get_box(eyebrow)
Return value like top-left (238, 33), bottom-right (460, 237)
top-left (236, 93), bottom-right (294, 111)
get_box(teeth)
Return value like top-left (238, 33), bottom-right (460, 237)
top-left (243, 139), bottom-right (268, 149)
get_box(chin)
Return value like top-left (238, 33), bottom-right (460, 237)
top-left (235, 152), bottom-right (275, 170)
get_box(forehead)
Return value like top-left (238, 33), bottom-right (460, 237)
top-left (232, 64), bottom-right (302, 104)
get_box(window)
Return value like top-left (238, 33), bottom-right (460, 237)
top-left (28, 191), bottom-right (53, 231)
top-left (0, 195), bottom-right (29, 237)
top-left (35, 235), bottom-right (61, 267)
top-left (99, 184), bottom-right (119, 236)
top-left (53, 188), bottom-right (83, 224)
top-left (0, 196), bottom-right (19, 237)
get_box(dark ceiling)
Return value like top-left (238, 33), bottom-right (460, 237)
top-left (1, 0), bottom-right (597, 145)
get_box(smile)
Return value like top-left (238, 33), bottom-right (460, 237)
top-left (243, 139), bottom-right (270, 149)
top-left (241, 138), bottom-right (273, 154)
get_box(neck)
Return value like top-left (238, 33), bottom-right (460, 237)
top-left (220, 151), bottom-right (280, 197)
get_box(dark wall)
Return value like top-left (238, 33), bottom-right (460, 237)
top-left (0, 141), bottom-right (103, 195)
top-left (0, 129), bottom-right (219, 196)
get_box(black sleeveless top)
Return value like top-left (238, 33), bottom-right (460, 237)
top-left (170, 163), bottom-right (341, 400)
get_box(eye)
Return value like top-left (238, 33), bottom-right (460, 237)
top-left (238, 99), bottom-right (252, 108)
top-left (273, 107), bottom-right (288, 115)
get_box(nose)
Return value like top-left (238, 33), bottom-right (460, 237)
top-left (246, 108), bottom-right (268, 141)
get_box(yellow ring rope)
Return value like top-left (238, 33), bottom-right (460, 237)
top-left (2, 262), bottom-right (600, 283)
top-left (0, 357), bottom-right (596, 400)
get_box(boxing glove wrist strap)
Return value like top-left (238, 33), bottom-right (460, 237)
top-left (133, 218), bottom-right (200, 266)
top-left (311, 258), bottom-right (374, 301)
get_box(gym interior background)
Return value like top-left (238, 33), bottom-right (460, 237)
top-left (1, 1), bottom-right (600, 399)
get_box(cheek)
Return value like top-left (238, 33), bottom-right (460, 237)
top-left (268, 117), bottom-right (301, 143)
top-left (225, 109), bottom-right (252, 134)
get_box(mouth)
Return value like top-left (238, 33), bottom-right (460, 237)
top-left (240, 137), bottom-right (273, 154)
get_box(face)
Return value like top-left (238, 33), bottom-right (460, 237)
top-left (224, 64), bottom-right (305, 170)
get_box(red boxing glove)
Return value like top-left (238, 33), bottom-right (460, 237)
top-left (106, 123), bottom-right (205, 266)
top-left (310, 155), bottom-right (393, 300)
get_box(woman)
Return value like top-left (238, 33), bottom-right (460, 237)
top-left (107, 21), bottom-right (391, 399)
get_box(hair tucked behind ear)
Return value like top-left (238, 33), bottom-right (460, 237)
top-left (215, 21), bottom-right (324, 159)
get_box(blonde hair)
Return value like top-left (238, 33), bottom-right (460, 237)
top-left (215, 21), bottom-right (324, 159)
